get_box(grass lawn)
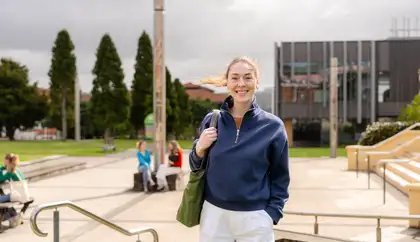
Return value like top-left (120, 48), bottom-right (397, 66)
top-left (0, 139), bottom-right (347, 162)
top-left (0, 140), bottom-right (138, 162)
top-left (289, 147), bottom-right (346, 157)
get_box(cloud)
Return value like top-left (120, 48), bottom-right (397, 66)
top-left (1, 0), bottom-right (420, 92)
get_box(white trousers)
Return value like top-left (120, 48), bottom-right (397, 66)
top-left (156, 164), bottom-right (181, 187)
top-left (200, 201), bottom-right (275, 242)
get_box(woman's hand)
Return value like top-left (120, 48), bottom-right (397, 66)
top-left (195, 127), bottom-right (218, 158)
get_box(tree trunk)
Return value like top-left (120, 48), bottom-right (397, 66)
top-left (104, 128), bottom-right (110, 144)
top-left (6, 127), bottom-right (15, 141)
top-left (61, 90), bottom-right (67, 140)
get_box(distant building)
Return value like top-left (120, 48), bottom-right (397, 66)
top-left (183, 82), bottom-right (228, 105)
top-left (274, 38), bottom-right (420, 146)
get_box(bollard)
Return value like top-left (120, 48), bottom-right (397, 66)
top-left (53, 209), bottom-right (60, 242)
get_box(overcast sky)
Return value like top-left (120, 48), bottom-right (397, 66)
top-left (1, 0), bottom-right (419, 93)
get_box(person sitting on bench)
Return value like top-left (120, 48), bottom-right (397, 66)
top-left (136, 140), bottom-right (155, 192)
top-left (156, 140), bottom-right (183, 191)
top-left (0, 153), bottom-right (24, 227)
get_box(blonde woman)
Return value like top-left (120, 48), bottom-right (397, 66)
top-left (156, 140), bottom-right (183, 191)
top-left (0, 154), bottom-right (24, 228)
top-left (190, 57), bottom-right (290, 242)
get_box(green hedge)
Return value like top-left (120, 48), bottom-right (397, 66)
top-left (358, 121), bottom-right (415, 146)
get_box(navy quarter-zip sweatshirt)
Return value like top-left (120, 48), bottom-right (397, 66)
top-left (189, 96), bottom-right (290, 225)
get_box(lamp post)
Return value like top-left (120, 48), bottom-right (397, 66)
top-left (153, 0), bottom-right (166, 171)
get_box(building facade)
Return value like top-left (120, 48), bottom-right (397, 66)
top-left (274, 38), bottom-right (420, 146)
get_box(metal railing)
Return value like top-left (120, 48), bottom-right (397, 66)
top-left (355, 151), bottom-right (414, 205)
top-left (30, 200), bottom-right (159, 242)
top-left (284, 210), bottom-right (420, 242)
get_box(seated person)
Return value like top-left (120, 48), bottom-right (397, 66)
top-left (136, 140), bottom-right (155, 192)
top-left (0, 153), bottom-right (24, 228)
top-left (156, 140), bottom-right (183, 191)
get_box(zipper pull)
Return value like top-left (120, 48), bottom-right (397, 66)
top-left (235, 129), bottom-right (240, 144)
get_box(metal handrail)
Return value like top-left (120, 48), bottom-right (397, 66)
top-left (30, 200), bottom-right (159, 242)
top-left (284, 210), bottom-right (420, 242)
top-left (362, 136), bottom-right (420, 156)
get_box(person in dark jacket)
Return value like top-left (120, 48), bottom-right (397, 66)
top-left (190, 56), bottom-right (290, 242)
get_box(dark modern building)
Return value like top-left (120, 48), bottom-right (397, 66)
top-left (273, 38), bottom-right (420, 146)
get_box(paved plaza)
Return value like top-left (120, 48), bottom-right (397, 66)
top-left (0, 151), bottom-right (418, 242)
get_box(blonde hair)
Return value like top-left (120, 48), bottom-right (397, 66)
top-left (200, 56), bottom-right (260, 87)
top-left (168, 140), bottom-right (181, 155)
top-left (5, 153), bottom-right (20, 173)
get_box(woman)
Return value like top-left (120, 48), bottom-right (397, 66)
top-left (0, 153), bottom-right (24, 228)
top-left (190, 57), bottom-right (290, 242)
top-left (136, 140), bottom-right (155, 192)
top-left (156, 140), bottom-right (183, 191)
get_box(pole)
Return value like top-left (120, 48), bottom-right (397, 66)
top-left (383, 163), bottom-right (387, 205)
top-left (53, 210), bottom-right (60, 242)
top-left (418, 68), bottom-right (420, 95)
top-left (329, 57), bottom-right (338, 158)
top-left (153, 0), bottom-right (166, 171)
top-left (367, 155), bottom-right (371, 189)
top-left (74, 77), bottom-right (81, 141)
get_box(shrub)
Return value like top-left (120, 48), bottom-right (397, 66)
top-left (358, 121), bottom-right (415, 146)
top-left (399, 94), bottom-right (420, 122)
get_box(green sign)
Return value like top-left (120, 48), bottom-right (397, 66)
top-left (144, 113), bottom-right (154, 139)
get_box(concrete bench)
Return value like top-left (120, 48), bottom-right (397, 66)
top-left (99, 144), bottom-right (116, 153)
top-left (133, 172), bottom-right (181, 192)
top-left (133, 172), bottom-right (157, 192)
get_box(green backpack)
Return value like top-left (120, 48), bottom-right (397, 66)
top-left (176, 109), bottom-right (220, 227)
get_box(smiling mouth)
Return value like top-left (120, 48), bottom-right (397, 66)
top-left (235, 90), bottom-right (249, 94)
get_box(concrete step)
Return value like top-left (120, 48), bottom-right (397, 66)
top-left (400, 160), bottom-right (420, 174)
top-left (386, 163), bottom-right (420, 183)
top-left (20, 160), bottom-right (86, 182)
top-left (377, 166), bottom-right (410, 194)
top-left (274, 229), bottom-right (351, 241)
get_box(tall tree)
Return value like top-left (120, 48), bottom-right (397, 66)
top-left (165, 67), bottom-right (180, 138)
top-left (48, 29), bottom-right (77, 140)
top-left (130, 31), bottom-right (154, 135)
top-left (90, 33), bottom-right (130, 142)
top-left (173, 78), bottom-right (192, 138)
top-left (0, 58), bottom-right (49, 140)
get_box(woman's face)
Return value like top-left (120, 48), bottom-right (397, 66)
top-left (226, 61), bottom-right (258, 104)
top-left (168, 143), bottom-right (173, 150)
top-left (139, 141), bottom-right (146, 151)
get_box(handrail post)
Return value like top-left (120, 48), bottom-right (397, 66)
top-left (376, 218), bottom-right (381, 242)
top-left (314, 215), bottom-right (319, 235)
top-left (367, 155), bottom-right (371, 189)
top-left (53, 209), bottom-right (60, 242)
top-left (383, 163), bottom-right (387, 205)
top-left (355, 150), bottom-right (359, 178)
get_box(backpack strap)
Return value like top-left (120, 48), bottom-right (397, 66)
top-left (209, 109), bottom-right (220, 128)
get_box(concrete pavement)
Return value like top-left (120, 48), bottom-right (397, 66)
top-left (0, 152), bottom-right (418, 242)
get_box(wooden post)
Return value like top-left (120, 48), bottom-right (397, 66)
top-left (330, 57), bottom-right (338, 158)
top-left (153, 0), bottom-right (166, 171)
